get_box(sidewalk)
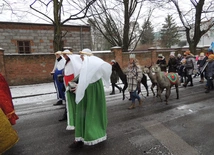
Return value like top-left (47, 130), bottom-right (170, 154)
top-left (10, 82), bottom-right (113, 106)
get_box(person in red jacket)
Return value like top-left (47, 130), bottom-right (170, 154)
top-left (0, 73), bottom-right (19, 125)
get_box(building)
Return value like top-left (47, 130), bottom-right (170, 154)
top-left (0, 22), bottom-right (91, 54)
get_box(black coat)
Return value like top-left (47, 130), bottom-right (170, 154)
top-left (168, 57), bottom-right (178, 73)
top-left (156, 58), bottom-right (167, 72)
top-left (110, 66), bottom-right (119, 83)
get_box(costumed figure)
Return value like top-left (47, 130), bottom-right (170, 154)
top-left (59, 50), bottom-right (82, 122)
top-left (0, 73), bottom-right (19, 125)
top-left (62, 50), bottom-right (82, 128)
top-left (67, 48), bottom-right (111, 148)
top-left (0, 74), bottom-right (19, 154)
top-left (51, 51), bottom-right (66, 106)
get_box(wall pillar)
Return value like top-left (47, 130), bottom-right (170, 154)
top-left (0, 48), bottom-right (6, 76)
top-left (110, 46), bottom-right (123, 65)
top-left (148, 47), bottom-right (157, 65)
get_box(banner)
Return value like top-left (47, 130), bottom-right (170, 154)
top-left (208, 42), bottom-right (214, 51)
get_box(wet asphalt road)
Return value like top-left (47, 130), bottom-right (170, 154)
top-left (4, 79), bottom-right (214, 155)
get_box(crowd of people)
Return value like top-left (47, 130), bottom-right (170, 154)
top-left (156, 49), bottom-right (214, 93)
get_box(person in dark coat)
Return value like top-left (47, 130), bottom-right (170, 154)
top-left (156, 53), bottom-right (167, 72)
top-left (197, 52), bottom-right (206, 83)
top-left (167, 52), bottom-right (178, 73)
top-left (110, 60), bottom-right (122, 95)
top-left (204, 54), bottom-right (214, 93)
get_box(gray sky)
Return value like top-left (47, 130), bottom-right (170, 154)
top-left (0, 0), bottom-right (213, 32)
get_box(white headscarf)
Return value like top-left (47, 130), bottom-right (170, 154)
top-left (64, 54), bottom-right (82, 76)
top-left (75, 54), bottom-right (111, 104)
top-left (55, 56), bottom-right (66, 71)
top-left (67, 54), bottom-right (82, 77)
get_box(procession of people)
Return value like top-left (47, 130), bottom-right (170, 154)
top-left (1, 45), bottom-right (214, 153)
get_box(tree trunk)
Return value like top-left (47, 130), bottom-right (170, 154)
top-left (53, 0), bottom-right (63, 52)
top-left (53, 25), bottom-right (63, 52)
top-left (123, 0), bottom-right (130, 52)
top-left (189, 41), bottom-right (197, 55)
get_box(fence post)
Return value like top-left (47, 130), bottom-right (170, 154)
top-left (0, 48), bottom-right (6, 77)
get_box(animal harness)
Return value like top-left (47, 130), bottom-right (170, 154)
top-left (162, 72), bottom-right (178, 85)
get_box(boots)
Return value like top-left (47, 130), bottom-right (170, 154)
top-left (199, 78), bottom-right (204, 83)
top-left (128, 103), bottom-right (135, 110)
top-left (110, 91), bottom-right (115, 95)
top-left (138, 99), bottom-right (142, 107)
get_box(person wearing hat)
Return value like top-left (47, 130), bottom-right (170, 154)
top-left (109, 60), bottom-right (122, 95)
top-left (126, 54), bottom-right (143, 109)
top-left (204, 54), bottom-right (214, 93)
top-left (199, 49), bottom-right (214, 89)
top-left (197, 52), bottom-right (206, 83)
top-left (167, 52), bottom-right (178, 73)
top-left (67, 48), bottom-right (111, 148)
top-left (156, 53), bottom-right (167, 72)
top-left (183, 50), bottom-right (196, 87)
top-left (60, 49), bottom-right (82, 123)
top-left (51, 51), bottom-right (66, 106)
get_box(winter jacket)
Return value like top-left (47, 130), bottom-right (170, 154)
top-left (168, 57), bottom-right (178, 73)
top-left (156, 58), bottom-right (167, 72)
top-left (126, 64), bottom-right (142, 92)
top-left (185, 55), bottom-right (196, 75)
top-left (205, 59), bottom-right (214, 78)
top-left (110, 68), bottom-right (119, 84)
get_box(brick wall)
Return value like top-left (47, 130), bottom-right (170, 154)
top-left (0, 46), bottom-right (209, 86)
top-left (0, 22), bottom-right (91, 54)
top-left (3, 53), bottom-right (55, 85)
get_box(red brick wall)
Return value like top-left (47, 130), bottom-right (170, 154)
top-left (0, 47), bottom-right (208, 86)
top-left (4, 54), bottom-right (55, 85)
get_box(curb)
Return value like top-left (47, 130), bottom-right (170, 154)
top-left (12, 92), bottom-right (56, 99)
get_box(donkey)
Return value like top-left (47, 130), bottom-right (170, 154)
top-left (151, 64), bottom-right (180, 105)
top-left (142, 66), bottom-right (157, 96)
top-left (113, 62), bottom-right (149, 100)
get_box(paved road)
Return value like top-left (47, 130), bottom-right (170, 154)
top-left (4, 79), bottom-right (214, 155)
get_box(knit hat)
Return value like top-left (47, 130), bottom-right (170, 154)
top-left (158, 53), bottom-right (163, 58)
top-left (184, 50), bottom-right (191, 55)
top-left (177, 54), bottom-right (181, 57)
top-left (129, 54), bottom-right (136, 59)
top-left (208, 54), bottom-right (214, 60)
top-left (111, 60), bottom-right (116, 63)
top-left (170, 52), bottom-right (175, 57)
top-left (199, 52), bottom-right (205, 57)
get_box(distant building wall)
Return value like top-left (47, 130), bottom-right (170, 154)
top-left (0, 22), bottom-right (91, 54)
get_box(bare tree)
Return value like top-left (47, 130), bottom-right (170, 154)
top-left (169, 0), bottom-right (214, 54)
top-left (29, 0), bottom-right (96, 51)
top-left (86, 0), bottom-right (153, 52)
